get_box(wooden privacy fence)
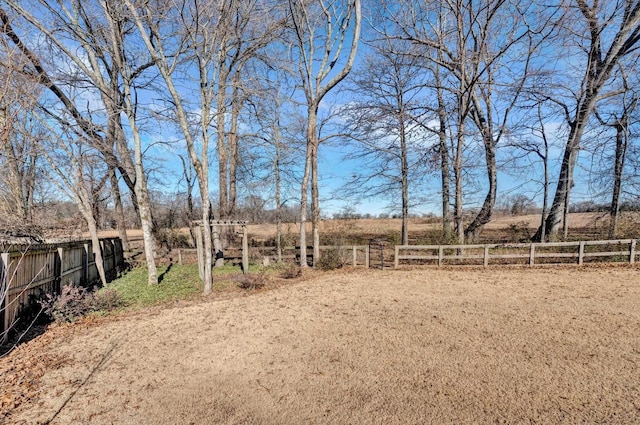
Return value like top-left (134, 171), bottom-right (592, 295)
top-left (0, 238), bottom-right (125, 337)
top-left (394, 239), bottom-right (638, 268)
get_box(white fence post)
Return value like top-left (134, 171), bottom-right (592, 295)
top-left (394, 246), bottom-right (399, 269)
top-left (365, 245), bottom-right (370, 268)
top-left (483, 245), bottom-right (489, 268)
top-left (242, 225), bottom-right (249, 275)
top-left (529, 244), bottom-right (535, 266)
top-left (578, 241), bottom-right (585, 265)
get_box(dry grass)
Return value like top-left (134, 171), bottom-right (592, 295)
top-left (95, 212), bottom-right (639, 246)
top-left (2, 266), bottom-right (640, 424)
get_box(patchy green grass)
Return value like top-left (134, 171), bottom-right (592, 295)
top-left (106, 264), bottom-right (203, 308)
top-left (212, 262), bottom-right (264, 275)
top-left (103, 262), bottom-right (273, 310)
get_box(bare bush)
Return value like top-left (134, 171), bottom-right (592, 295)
top-left (316, 247), bottom-right (344, 271)
top-left (235, 273), bottom-right (267, 291)
top-left (38, 284), bottom-right (123, 323)
top-left (280, 263), bottom-right (302, 279)
top-left (38, 284), bottom-right (91, 323)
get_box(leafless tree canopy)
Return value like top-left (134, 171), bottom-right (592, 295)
top-left (1, 0), bottom-right (640, 282)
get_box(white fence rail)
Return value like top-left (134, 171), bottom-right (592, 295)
top-left (394, 239), bottom-right (638, 268)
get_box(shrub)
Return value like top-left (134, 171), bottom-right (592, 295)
top-left (280, 263), bottom-right (302, 279)
top-left (235, 273), bottom-right (267, 290)
top-left (39, 284), bottom-right (124, 323)
top-left (316, 247), bottom-right (344, 271)
top-left (39, 284), bottom-right (92, 323)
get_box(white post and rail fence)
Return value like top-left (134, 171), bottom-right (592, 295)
top-left (183, 238), bottom-right (639, 270)
top-left (394, 239), bottom-right (638, 268)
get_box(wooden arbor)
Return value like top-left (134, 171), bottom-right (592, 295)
top-left (191, 220), bottom-right (249, 279)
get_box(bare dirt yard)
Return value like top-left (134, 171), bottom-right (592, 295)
top-left (2, 266), bottom-right (640, 424)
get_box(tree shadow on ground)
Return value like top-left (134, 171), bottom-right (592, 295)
top-left (157, 262), bottom-right (173, 284)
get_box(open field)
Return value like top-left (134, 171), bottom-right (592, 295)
top-left (96, 212), bottom-right (638, 247)
top-left (2, 266), bottom-right (639, 424)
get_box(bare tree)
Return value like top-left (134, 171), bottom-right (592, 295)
top-left (122, 0), bottom-right (219, 292)
top-left (287, 0), bottom-right (361, 266)
top-left (382, 0), bottom-right (540, 242)
top-left (341, 39), bottom-right (429, 245)
top-left (37, 121), bottom-right (108, 285)
top-left (210, 0), bottom-right (284, 263)
top-left (245, 67), bottom-right (300, 262)
top-left (0, 2), bottom-right (160, 284)
top-left (0, 36), bottom-right (42, 233)
top-left (591, 66), bottom-right (639, 238)
top-left (534, 1), bottom-right (640, 241)
top-left (511, 103), bottom-right (554, 241)
top-left (124, 0), bottom-right (282, 290)
top-left (433, 59), bottom-right (453, 240)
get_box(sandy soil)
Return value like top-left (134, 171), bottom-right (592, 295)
top-left (2, 266), bottom-right (640, 424)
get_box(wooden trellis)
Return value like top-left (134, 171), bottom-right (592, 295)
top-left (191, 220), bottom-right (249, 278)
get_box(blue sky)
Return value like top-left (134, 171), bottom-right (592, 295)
top-left (12, 0), bottom-right (635, 220)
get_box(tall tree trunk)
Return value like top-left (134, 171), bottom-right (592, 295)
top-left (464, 128), bottom-right (497, 242)
top-left (69, 161), bottom-right (108, 286)
top-left (135, 175), bottom-right (158, 285)
top-left (453, 121), bottom-right (465, 244)
top-left (436, 81), bottom-right (451, 240)
top-left (562, 172), bottom-right (572, 240)
top-left (309, 106), bottom-right (321, 266)
top-left (109, 167), bottom-right (129, 252)
top-left (274, 122), bottom-right (283, 263)
top-left (214, 69), bottom-right (229, 267)
top-left (399, 111), bottom-right (409, 246)
top-left (534, 114), bottom-right (588, 241)
top-left (609, 119), bottom-right (628, 239)
top-left (217, 68), bottom-right (230, 220)
top-left (540, 163), bottom-right (549, 243)
top-left (464, 87), bottom-right (498, 242)
top-left (311, 144), bottom-right (320, 265)
top-left (121, 82), bottom-right (158, 284)
top-left (228, 73), bottom-right (242, 219)
top-left (299, 144), bottom-right (312, 268)
top-left (81, 206), bottom-right (107, 286)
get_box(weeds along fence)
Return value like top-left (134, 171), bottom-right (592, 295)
top-left (394, 239), bottom-right (638, 268)
top-left (280, 245), bottom-right (370, 267)
top-left (0, 238), bottom-right (124, 337)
